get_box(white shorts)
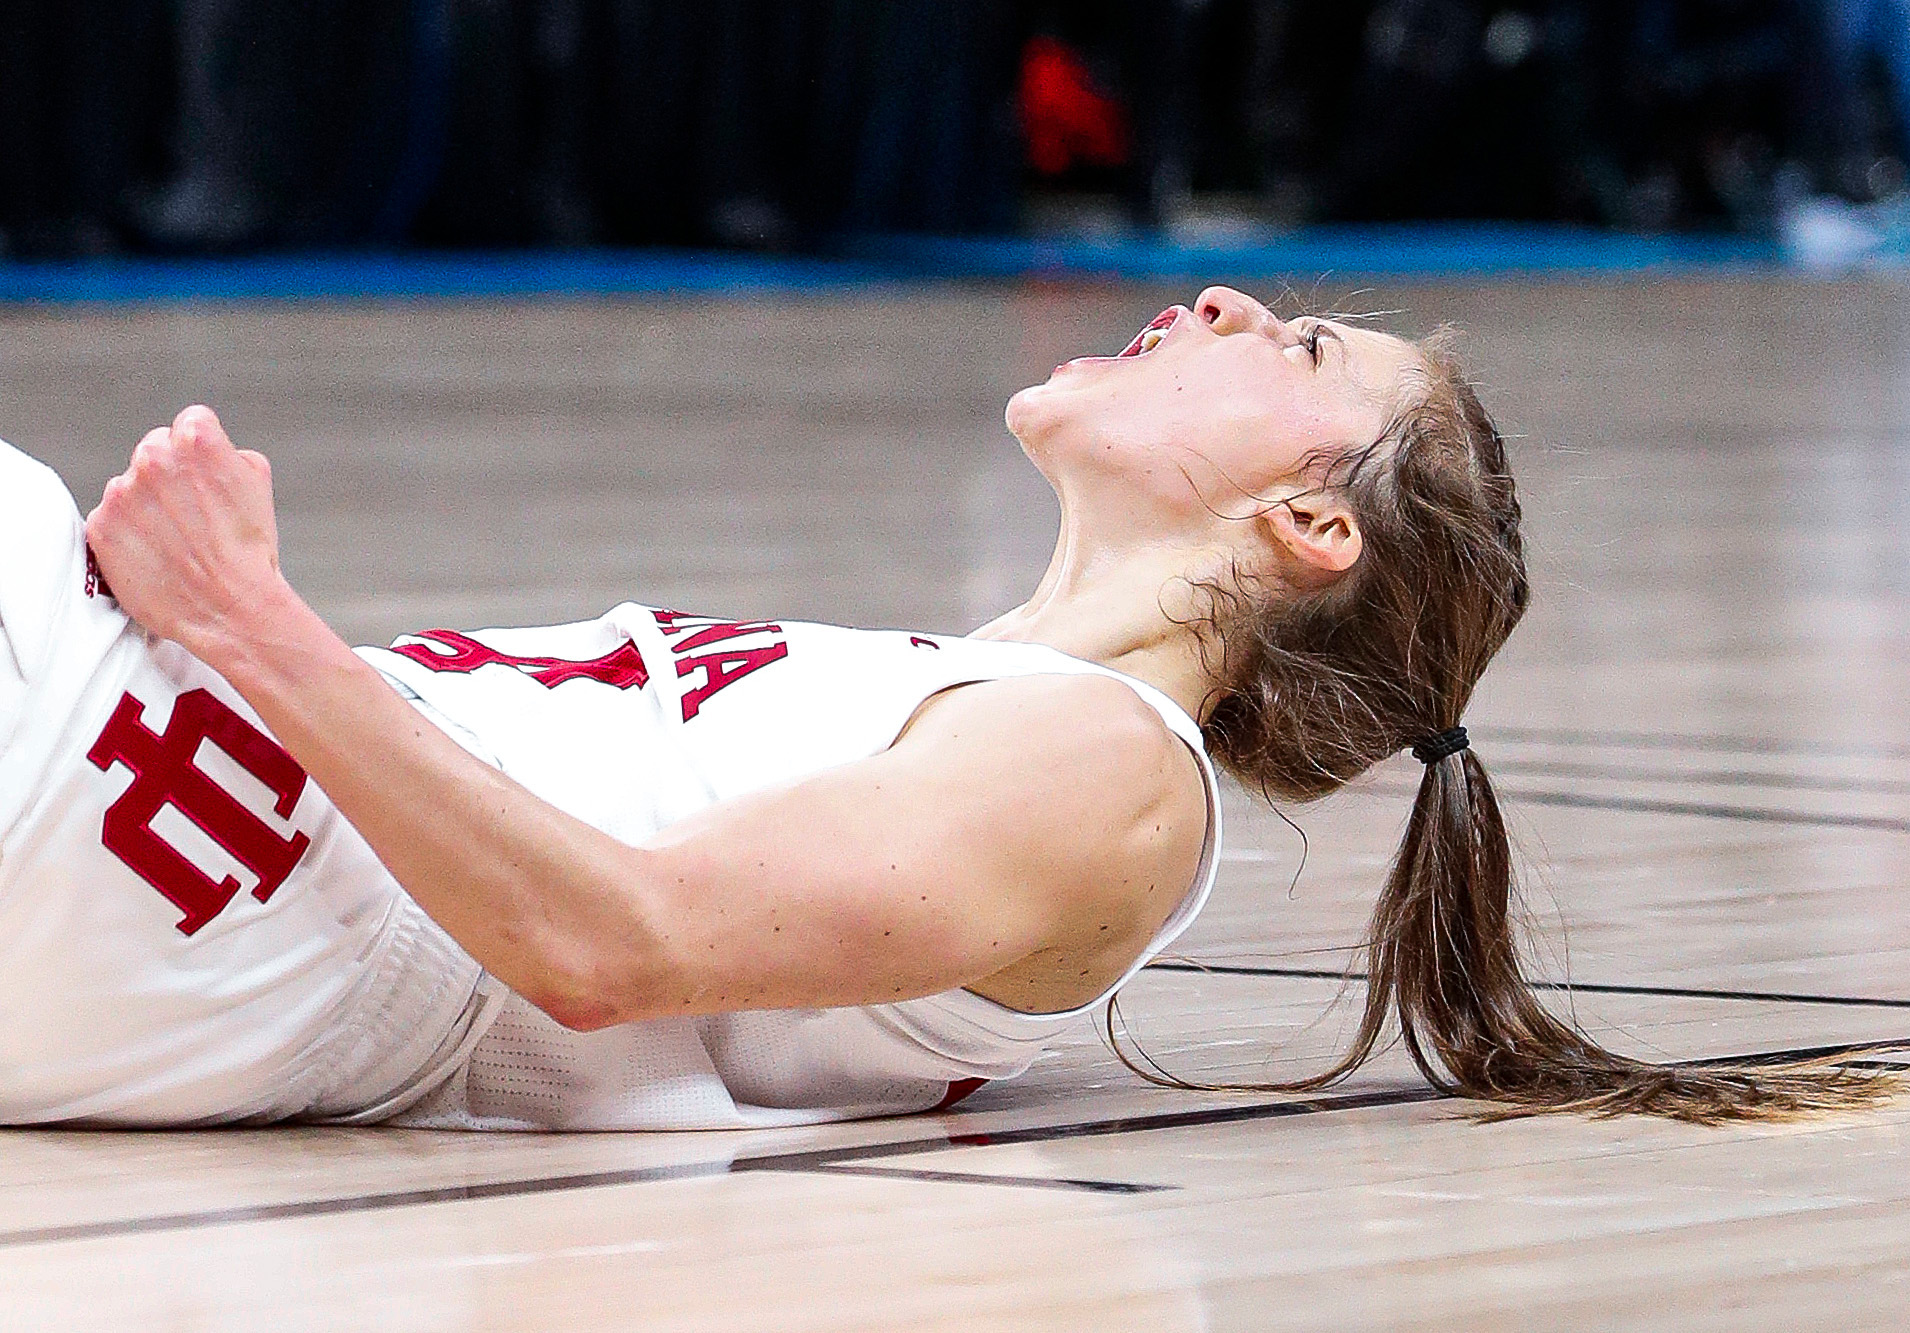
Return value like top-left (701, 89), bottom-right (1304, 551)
top-left (0, 439), bottom-right (499, 1126)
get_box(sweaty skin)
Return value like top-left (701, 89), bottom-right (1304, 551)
top-left (85, 287), bottom-right (1415, 1030)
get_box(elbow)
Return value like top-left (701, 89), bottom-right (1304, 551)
top-left (514, 949), bottom-right (642, 1033)
top-left (514, 850), bottom-right (700, 1032)
top-left (515, 936), bottom-right (686, 1033)
top-left (534, 989), bottom-right (626, 1033)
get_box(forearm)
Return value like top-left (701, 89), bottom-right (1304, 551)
top-left (200, 581), bottom-right (667, 1028)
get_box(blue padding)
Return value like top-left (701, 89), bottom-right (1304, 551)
top-left (836, 224), bottom-right (1782, 280)
top-left (0, 250), bottom-right (894, 304)
top-left (0, 226), bottom-right (1785, 306)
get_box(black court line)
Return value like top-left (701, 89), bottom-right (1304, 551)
top-left (0, 1085), bottom-right (1437, 1250)
top-left (1470, 726), bottom-right (1910, 763)
top-left (1147, 961), bottom-right (1910, 1011)
top-left (0, 1159), bottom-right (747, 1250)
top-left (1362, 782), bottom-right (1910, 836)
top-left (797, 1165), bottom-right (1173, 1195)
top-left (740, 1084), bottom-right (1445, 1167)
top-left (1678, 1041), bottom-right (1910, 1067)
top-left (1486, 758), bottom-right (1910, 800)
top-left (5, 1038), bottom-right (1905, 1251)
top-left (1502, 789), bottom-right (1910, 834)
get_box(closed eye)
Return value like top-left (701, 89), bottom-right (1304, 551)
top-left (1300, 320), bottom-right (1342, 368)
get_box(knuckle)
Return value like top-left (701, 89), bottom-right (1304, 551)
top-left (132, 437), bottom-right (173, 473)
top-left (174, 404), bottom-right (223, 448)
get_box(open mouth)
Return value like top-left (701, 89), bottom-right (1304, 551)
top-left (1116, 307), bottom-right (1179, 358)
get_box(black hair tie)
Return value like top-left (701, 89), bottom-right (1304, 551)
top-left (1411, 726), bottom-right (1469, 764)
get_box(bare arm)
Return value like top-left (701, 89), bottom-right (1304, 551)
top-left (85, 408), bottom-right (1207, 1029)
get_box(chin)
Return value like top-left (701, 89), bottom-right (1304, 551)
top-left (1004, 382), bottom-right (1050, 439)
top-left (1007, 376), bottom-right (1124, 475)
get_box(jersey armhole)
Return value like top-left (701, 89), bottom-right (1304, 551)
top-left (957, 725), bottom-right (1223, 1022)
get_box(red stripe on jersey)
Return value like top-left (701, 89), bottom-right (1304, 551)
top-left (935, 1077), bottom-right (988, 1111)
top-left (391, 629), bottom-right (650, 691)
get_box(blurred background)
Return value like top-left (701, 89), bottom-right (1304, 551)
top-left (5, 0), bottom-right (1910, 263)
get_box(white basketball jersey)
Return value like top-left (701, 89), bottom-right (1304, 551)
top-left (361, 605), bottom-right (1223, 1130)
top-left (0, 442), bottom-right (496, 1127)
top-left (0, 437), bottom-right (1221, 1130)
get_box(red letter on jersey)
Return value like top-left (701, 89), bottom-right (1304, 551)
top-left (653, 611), bottom-right (792, 721)
top-left (87, 690), bottom-right (313, 936)
top-left (390, 629), bottom-right (650, 690)
top-left (676, 643), bottom-right (790, 721)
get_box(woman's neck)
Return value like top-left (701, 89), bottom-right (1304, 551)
top-left (970, 531), bottom-right (1225, 725)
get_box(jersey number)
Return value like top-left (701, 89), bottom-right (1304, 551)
top-left (88, 690), bottom-right (313, 936)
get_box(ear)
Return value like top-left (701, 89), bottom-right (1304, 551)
top-left (1263, 492), bottom-right (1363, 580)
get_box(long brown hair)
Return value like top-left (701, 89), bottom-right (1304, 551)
top-left (1114, 330), bottom-right (1893, 1122)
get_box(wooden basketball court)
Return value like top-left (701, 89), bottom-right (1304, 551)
top-left (2, 276), bottom-right (1906, 1329)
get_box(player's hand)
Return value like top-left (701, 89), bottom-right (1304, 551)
top-left (86, 405), bottom-right (290, 659)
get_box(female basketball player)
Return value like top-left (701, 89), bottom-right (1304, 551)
top-left (3, 286), bottom-right (1878, 1129)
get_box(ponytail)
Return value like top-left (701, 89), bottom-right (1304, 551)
top-left (1369, 747), bottom-right (1892, 1119)
top-left (1111, 746), bottom-right (1896, 1122)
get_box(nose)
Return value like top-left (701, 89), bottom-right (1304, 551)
top-left (1194, 285), bottom-right (1285, 340)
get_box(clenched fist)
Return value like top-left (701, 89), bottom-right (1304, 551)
top-left (86, 405), bottom-right (289, 661)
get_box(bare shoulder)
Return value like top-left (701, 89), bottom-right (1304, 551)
top-left (895, 673), bottom-right (1209, 1011)
top-left (901, 672), bottom-right (1203, 820)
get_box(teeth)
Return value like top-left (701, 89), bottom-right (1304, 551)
top-left (1139, 327), bottom-right (1165, 353)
